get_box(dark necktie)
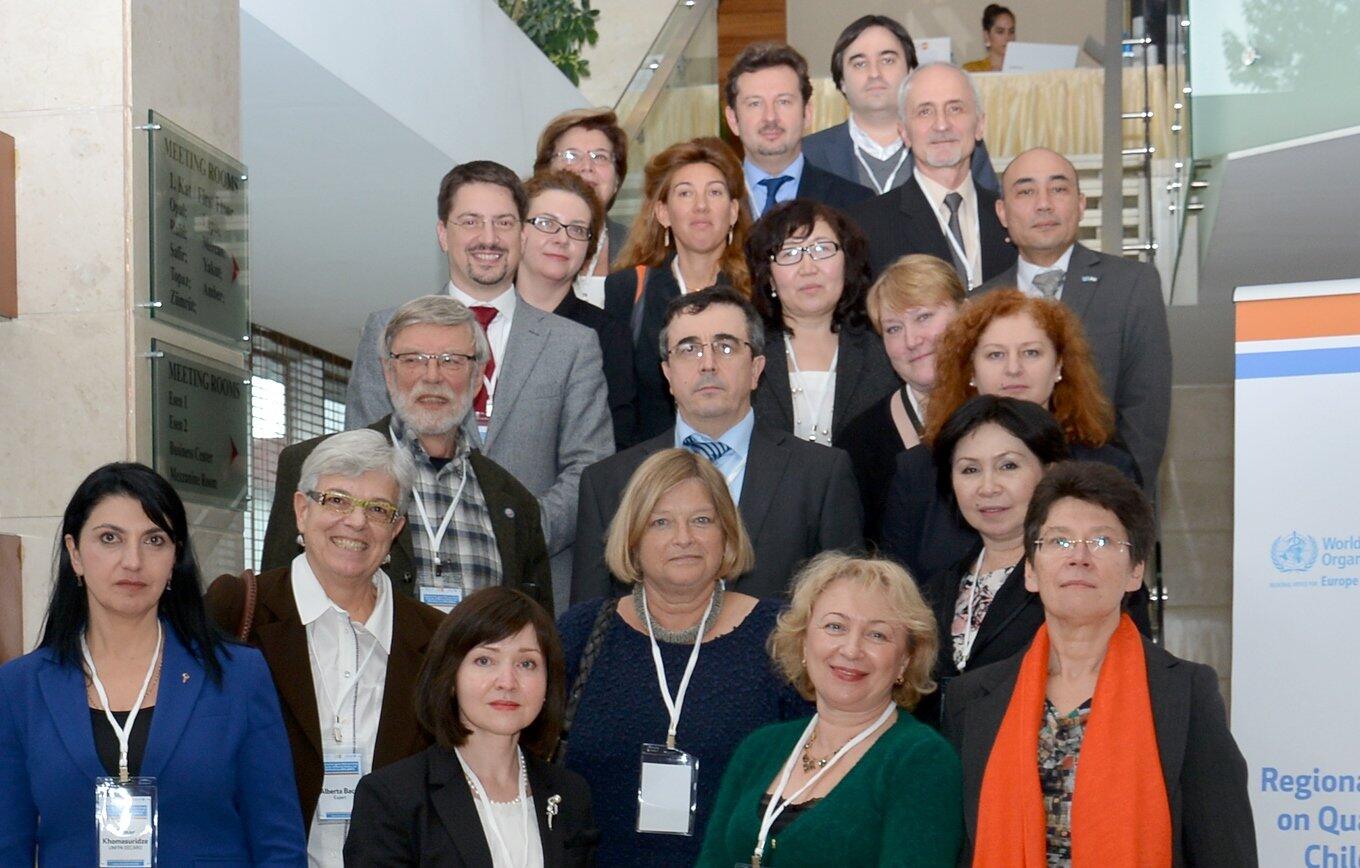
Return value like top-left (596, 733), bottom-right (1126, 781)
top-left (758, 175), bottom-right (794, 216)
top-left (682, 434), bottom-right (732, 463)
top-left (943, 191), bottom-right (968, 285)
top-left (470, 305), bottom-right (498, 419)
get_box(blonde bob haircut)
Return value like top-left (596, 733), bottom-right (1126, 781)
top-left (769, 552), bottom-right (939, 710)
top-left (865, 254), bottom-right (967, 335)
top-left (603, 448), bottom-right (754, 585)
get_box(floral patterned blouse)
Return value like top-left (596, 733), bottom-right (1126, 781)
top-left (1038, 698), bottom-right (1093, 867)
top-left (950, 563), bottom-right (1014, 670)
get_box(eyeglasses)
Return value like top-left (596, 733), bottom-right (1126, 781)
top-left (770, 241), bottom-right (841, 267)
top-left (1033, 535), bottom-right (1133, 557)
top-left (448, 215), bottom-right (521, 234)
top-left (306, 490), bottom-right (402, 525)
top-left (527, 214), bottom-right (592, 242)
top-left (553, 148), bottom-right (614, 167)
top-left (665, 337), bottom-right (753, 363)
top-left (388, 351), bottom-right (477, 375)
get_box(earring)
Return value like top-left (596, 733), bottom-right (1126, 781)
top-left (383, 554), bottom-right (392, 565)
top-left (296, 533), bottom-right (305, 548)
top-left (1056, 371), bottom-right (1063, 381)
top-left (664, 227), bottom-right (671, 247)
top-left (727, 227), bottom-right (734, 246)
top-left (895, 672), bottom-right (906, 685)
top-left (166, 579), bottom-right (172, 591)
top-left (770, 287), bottom-right (777, 299)
top-left (75, 573), bottom-right (84, 587)
top-left (968, 377), bottom-right (976, 388)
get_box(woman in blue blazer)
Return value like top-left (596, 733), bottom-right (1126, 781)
top-left (0, 463), bottom-right (307, 866)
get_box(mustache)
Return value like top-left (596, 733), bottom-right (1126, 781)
top-left (467, 243), bottom-right (507, 255)
top-left (758, 121), bottom-right (786, 136)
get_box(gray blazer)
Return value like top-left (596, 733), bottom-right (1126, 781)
top-left (942, 637), bottom-right (1257, 866)
top-left (977, 242), bottom-right (1172, 491)
top-left (802, 121), bottom-right (1001, 195)
top-left (345, 297), bottom-right (614, 609)
top-left (570, 422), bottom-right (865, 603)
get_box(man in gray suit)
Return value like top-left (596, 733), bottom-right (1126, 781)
top-left (979, 147), bottom-right (1172, 492)
top-left (571, 286), bottom-right (864, 603)
top-left (346, 161), bottom-right (613, 609)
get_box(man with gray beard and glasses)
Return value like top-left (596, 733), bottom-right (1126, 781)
top-left (263, 295), bottom-right (554, 613)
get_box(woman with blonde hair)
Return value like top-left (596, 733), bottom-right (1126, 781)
top-left (605, 137), bottom-right (754, 439)
top-left (557, 448), bottom-right (808, 867)
top-left (698, 553), bottom-right (962, 866)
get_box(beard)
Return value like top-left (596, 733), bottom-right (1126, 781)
top-left (392, 382), bottom-right (472, 437)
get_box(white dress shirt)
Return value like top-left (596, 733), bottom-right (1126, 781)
top-left (447, 282), bottom-right (517, 395)
top-left (291, 554), bottom-right (393, 868)
top-left (1016, 244), bottom-right (1076, 299)
top-left (913, 168), bottom-right (983, 289)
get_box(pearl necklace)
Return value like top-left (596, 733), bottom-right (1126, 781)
top-left (784, 333), bottom-right (837, 444)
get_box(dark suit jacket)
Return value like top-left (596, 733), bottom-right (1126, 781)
top-left (847, 176), bottom-right (1016, 280)
top-left (260, 415), bottom-right (554, 613)
top-left (605, 217), bottom-right (629, 267)
top-left (752, 323), bottom-right (899, 443)
top-left (788, 160), bottom-right (874, 210)
top-left (603, 255), bottom-right (685, 441)
top-left (344, 745), bottom-right (597, 867)
top-left (978, 243), bottom-right (1172, 492)
top-left (554, 292), bottom-right (639, 449)
top-left (570, 422), bottom-right (865, 602)
top-left (941, 637), bottom-right (1258, 867)
top-left (802, 121), bottom-right (1001, 195)
top-left (205, 565), bottom-right (447, 827)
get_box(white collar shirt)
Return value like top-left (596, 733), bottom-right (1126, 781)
top-left (847, 115), bottom-right (905, 161)
top-left (913, 167), bottom-right (983, 289)
top-left (446, 282), bottom-right (517, 387)
top-left (1016, 245), bottom-right (1077, 300)
top-left (291, 553), bottom-right (393, 867)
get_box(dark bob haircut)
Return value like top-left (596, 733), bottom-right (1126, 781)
top-left (1023, 460), bottom-right (1157, 568)
top-left (414, 587), bottom-right (565, 759)
top-left (724, 42), bottom-right (813, 109)
top-left (931, 396), bottom-right (1070, 508)
top-left (830, 15), bottom-right (918, 91)
top-left (40, 462), bottom-right (229, 684)
top-left (658, 284), bottom-right (767, 358)
top-left (436, 160), bottom-right (528, 224)
top-left (983, 4), bottom-right (1015, 31)
top-left (745, 199), bottom-right (872, 335)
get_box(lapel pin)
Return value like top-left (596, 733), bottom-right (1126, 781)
top-left (181, 673), bottom-right (190, 683)
top-left (546, 794), bottom-right (561, 829)
top-left (504, 507), bottom-right (515, 518)
top-left (1081, 275), bottom-right (1099, 283)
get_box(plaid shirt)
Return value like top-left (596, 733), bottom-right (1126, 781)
top-left (393, 418), bottom-right (503, 591)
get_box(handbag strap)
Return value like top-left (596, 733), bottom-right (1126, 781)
top-left (236, 569), bottom-right (258, 641)
top-left (554, 596), bottom-right (619, 764)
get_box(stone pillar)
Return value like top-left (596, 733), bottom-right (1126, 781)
top-left (0, 1), bottom-right (243, 649)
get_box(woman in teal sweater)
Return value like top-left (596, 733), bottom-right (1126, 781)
top-left (697, 553), bottom-right (963, 867)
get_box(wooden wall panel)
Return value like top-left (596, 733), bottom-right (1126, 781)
top-left (0, 132), bottom-right (15, 319)
top-left (0, 535), bottom-right (22, 664)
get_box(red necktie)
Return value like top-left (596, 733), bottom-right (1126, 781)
top-left (470, 305), bottom-right (498, 419)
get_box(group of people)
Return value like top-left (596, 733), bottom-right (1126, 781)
top-left (0, 11), bottom-right (1253, 868)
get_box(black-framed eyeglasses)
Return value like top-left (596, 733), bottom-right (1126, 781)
top-left (388, 351), bottom-right (477, 374)
top-left (449, 215), bottom-right (521, 234)
top-left (527, 214), bottom-right (592, 242)
top-left (553, 148), bottom-right (614, 167)
top-left (306, 490), bottom-right (402, 525)
top-left (771, 241), bottom-right (841, 267)
top-left (665, 337), bottom-right (753, 362)
top-left (1033, 535), bottom-right (1133, 557)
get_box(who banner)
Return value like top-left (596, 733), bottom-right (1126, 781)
top-left (1233, 278), bottom-right (1360, 866)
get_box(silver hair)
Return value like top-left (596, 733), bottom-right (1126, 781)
top-left (897, 61), bottom-right (985, 125)
top-left (298, 428), bottom-right (416, 507)
top-left (382, 294), bottom-right (492, 364)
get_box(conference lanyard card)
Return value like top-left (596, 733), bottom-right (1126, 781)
top-left (418, 584), bottom-right (463, 613)
top-left (636, 743), bottom-right (698, 836)
top-left (316, 752), bottom-right (362, 823)
top-left (95, 777), bottom-right (157, 867)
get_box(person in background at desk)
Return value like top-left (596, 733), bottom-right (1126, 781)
top-left (517, 169), bottom-right (638, 448)
top-left (0, 463), bottom-right (306, 865)
top-left (963, 5), bottom-right (1017, 73)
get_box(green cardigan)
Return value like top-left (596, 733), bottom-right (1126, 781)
top-left (696, 711), bottom-right (963, 867)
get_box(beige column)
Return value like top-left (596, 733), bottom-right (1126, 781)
top-left (0, 1), bottom-right (244, 649)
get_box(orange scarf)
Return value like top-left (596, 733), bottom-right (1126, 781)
top-left (973, 615), bottom-right (1171, 867)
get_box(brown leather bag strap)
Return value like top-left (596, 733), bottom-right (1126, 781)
top-left (236, 569), bottom-right (258, 641)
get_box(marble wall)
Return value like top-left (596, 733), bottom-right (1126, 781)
top-left (0, 0), bottom-right (243, 649)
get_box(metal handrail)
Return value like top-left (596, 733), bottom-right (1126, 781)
top-left (613, 0), bottom-right (717, 139)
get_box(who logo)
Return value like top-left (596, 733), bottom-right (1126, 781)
top-left (1270, 532), bottom-right (1319, 573)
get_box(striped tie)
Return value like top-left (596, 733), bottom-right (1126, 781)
top-left (682, 434), bottom-right (732, 463)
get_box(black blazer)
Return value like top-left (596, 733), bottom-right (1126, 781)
top-left (752, 323), bottom-right (899, 444)
top-left (791, 161), bottom-right (874, 210)
top-left (603, 256), bottom-right (684, 442)
top-left (941, 638), bottom-right (1258, 867)
top-left (260, 415), bottom-right (554, 613)
top-left (846, 176), bottom-right (1016, 280)
top-left (554, 292), bottom-right (639, 449)
top-left (833, 390), bottom-right (909, 543)
top-left (570, 422), bottom-right (864, 602)
top-left (345, 745), bottom-right (598, 867)
top-left (912, 549), bottom-right (1042, 727)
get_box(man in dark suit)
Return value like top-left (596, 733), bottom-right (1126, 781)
top-left (847, 62), bottom-right (1016, 285)
top-left (979, 147), bottom-right (1172, 492)
top-left (263, 295), bottom-right (553, 612)
top-left (723, 42), bottom-right (872, 217)
top-left (571, 286), bottom-right (864, 603)
top-left (802, 14), bottom-right (1000, 196)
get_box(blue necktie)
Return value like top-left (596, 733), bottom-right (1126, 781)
top-left (757, 175), bottom-right (794, 216)
top-left (682, 434), bottom-right (732, 463)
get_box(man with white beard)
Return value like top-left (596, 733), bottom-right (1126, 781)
top-left (262, 294), bottom-right (554, 614)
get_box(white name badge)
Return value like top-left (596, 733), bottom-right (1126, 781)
top-left (418, 584), bottom-right (464, 613)
top-left (636, 743), bottom-right (698, 836)
top-left (96, 777), bottom-right (156, 867)
top-left (316, 752), bottom-right (362, 823)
